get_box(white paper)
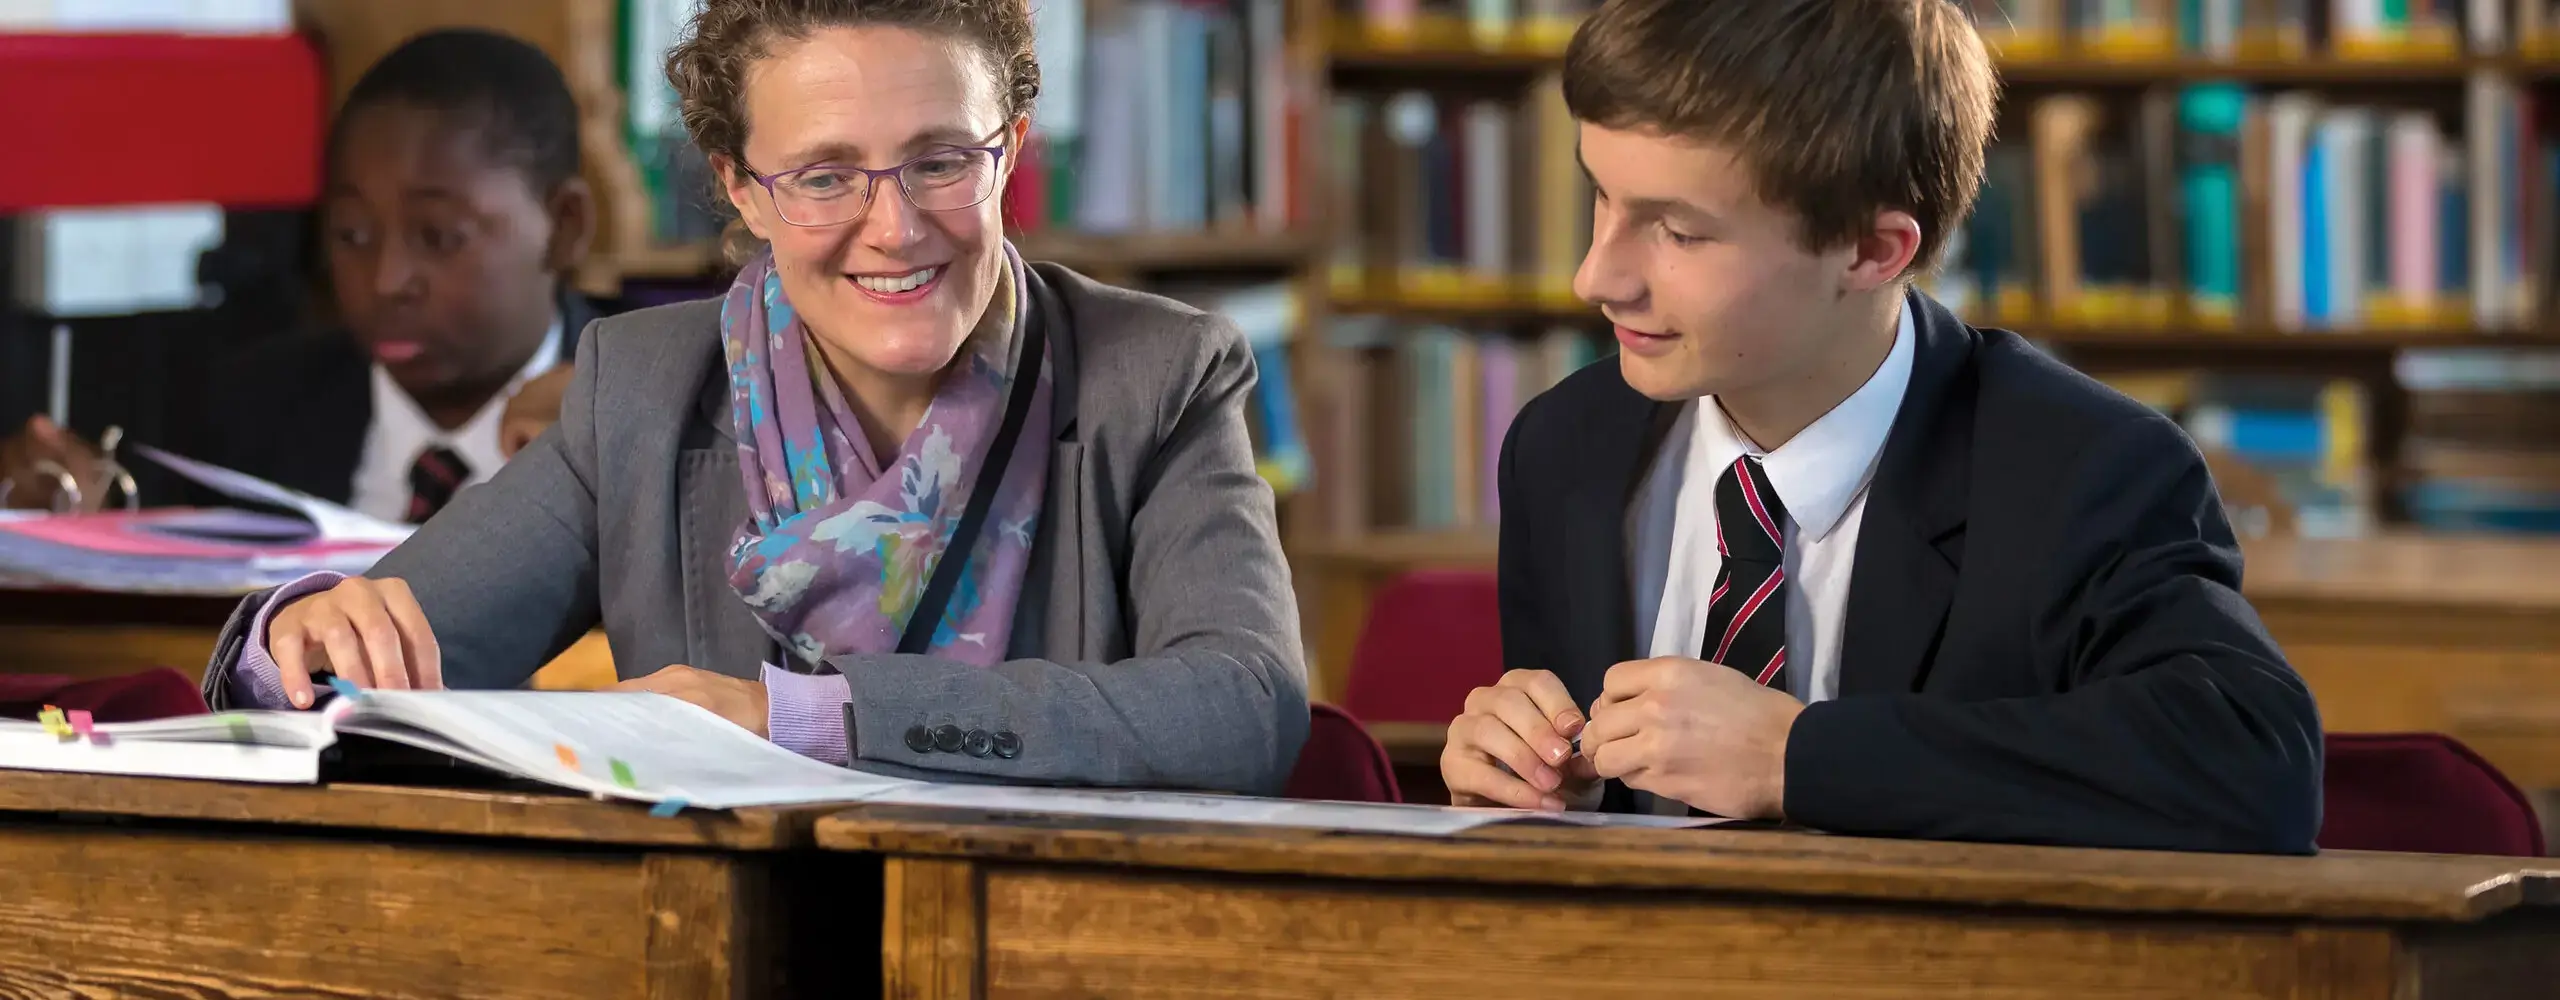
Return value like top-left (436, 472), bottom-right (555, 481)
top-left (132, 444), bottom-right (413, 545)
top-left (346, 691), bottom-right (914, 809)
top-left (868, 784), bottom-right (1511, 836)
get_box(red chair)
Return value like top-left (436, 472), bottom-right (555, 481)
top-left (0, 667), bottom-right (208, 724)
top-left (1341, 570), bottom-right (1505, 725)
top-left (2319, 733), bottom-right (2545, 857)
top-left (1285, 702), bottom-right (1401, 804)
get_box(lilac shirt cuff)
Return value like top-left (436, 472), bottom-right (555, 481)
top-left (229, 570), bottom-right (346, 709)
top-left (762, 663), bottom-right (852, 766)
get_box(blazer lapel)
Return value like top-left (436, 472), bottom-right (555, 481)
top-left (1554, 375), bottom-right (1674, 708)
top-left (1839, 291), bottom-right (1977, 697)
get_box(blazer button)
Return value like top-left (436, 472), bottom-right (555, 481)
top-left (964, 729), bottom-right (993, 758)
top-left (932, 724), bottom-right (965, 754)
top-left (903, 725), bottom-right (933, 754)
top-left (991, 730), bottom-right (1022, 759)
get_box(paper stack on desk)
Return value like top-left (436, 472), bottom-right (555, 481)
top-left (0, 688), bottom-right (1729, 835)
top-left (0, 444), bottom-right (409, 595)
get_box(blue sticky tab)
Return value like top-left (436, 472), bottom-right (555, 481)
top-left (326, 676), bottom-right (362, 699)
top-left (649, 798), bottom-right (687, 818)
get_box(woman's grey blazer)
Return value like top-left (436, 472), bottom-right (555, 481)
top-left (205, 262), bottom-right (1311, 795)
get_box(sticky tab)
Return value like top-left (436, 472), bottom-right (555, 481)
top-left (554, 744), bottom-right (579, 769)
top-left (609, 758), bottom-right (636, 789)
top-left (648, 799), bottom-right (687, 818)
top-left (67, 709), bottom-right (94, 741)
top-left (325, 676), bottom-right (362, 699)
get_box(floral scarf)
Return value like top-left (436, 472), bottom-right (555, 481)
top-left (721, 243), bottom-right (1052, 666)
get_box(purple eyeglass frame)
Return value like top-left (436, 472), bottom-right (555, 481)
top-left (743, 140), bottom-right (1010, 226)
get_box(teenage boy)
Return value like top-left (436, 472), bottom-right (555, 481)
top-left (1441, 0), bottom-right (2322, 854)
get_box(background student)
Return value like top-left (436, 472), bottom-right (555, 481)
top-left (0, 28), bottom-right (595, 525)
top-left (1440, 0), bottom-right (2323, 853)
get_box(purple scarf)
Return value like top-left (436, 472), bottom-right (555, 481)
top-left (720, 243), bottom-right (1052, 665)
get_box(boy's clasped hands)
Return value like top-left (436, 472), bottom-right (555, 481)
top-left (1441, 659), bottom-right (1806, 819)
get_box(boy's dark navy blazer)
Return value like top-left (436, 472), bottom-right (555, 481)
top-left (1496, 289), bottom-right (2324, 854)
top-left (160, 293), bottom-right (595, 506)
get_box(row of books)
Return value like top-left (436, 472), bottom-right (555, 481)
top-left (1921, 80), bottom-right (2558, 332)
top-left (2106, 371), bottom-right (2378, 535)
top-left (1334, 0), bottom-right (1593, 44)
top-left (1009, 0), bottom-right (1304, 236)
top-left (2397, 349), bottom-right (2560, 529)
top-left (1958, 0), bottom-right (2497, 57)
top-left (618, 0), bottom-right (1309, 248)
top-left (1326, 77), bottom-right (1589, 306)
top-left (1311, 320), bottom-right (1598, 535)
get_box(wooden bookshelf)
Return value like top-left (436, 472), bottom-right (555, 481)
top-left (1332, 37), bottom-right (2503, 84)
top-left (1017, 229), bottom-right (1320, 277)
top-left (1329, 287), bottom-right (2560, 352)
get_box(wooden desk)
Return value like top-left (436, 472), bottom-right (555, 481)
top-left (2241, 535), bottom-right (2560, 788)
top-left (824, 805), bottom-right (2560, 998)
top-left (0, 587), bottom-right (618, 691)
top-left (0, 770), bottom-right (870, 998)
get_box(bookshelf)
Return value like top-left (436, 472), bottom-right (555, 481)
top-left (1290, 4), bottom-right (2560, 698)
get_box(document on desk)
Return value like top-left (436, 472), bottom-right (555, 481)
top-left (863, 784), bottom-right (1738, 836)
top-left (0, 446), bottom-right (409, 594)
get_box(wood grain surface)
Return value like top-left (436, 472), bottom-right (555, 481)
top-left (819, 806), bottom-right (2560, 922)
top-left (0, 769), bottom-right (830, 849)
top-left (972, 865), bottom-right (2410, 999)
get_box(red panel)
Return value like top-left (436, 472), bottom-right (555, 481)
top-left (0, 33), bottom-right (324, 211)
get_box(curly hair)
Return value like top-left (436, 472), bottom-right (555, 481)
top-left (665, 0), bottom-right (1041, 173)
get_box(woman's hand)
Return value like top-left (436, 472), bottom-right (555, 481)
top-left (0, 416), bottom-right (106, 511)
top-left (499, 366), bottom-right (575, 459)
top-left (263, 577), bottom-right (443, 707)
top-left (611, 665), bottom-right (771, 737)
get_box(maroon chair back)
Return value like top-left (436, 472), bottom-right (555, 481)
top-left (1341, 570), bottom-right (1505, 725)
top-left (2319, 733), bottom-right (2544, 857)
top-left (0, 668), bottom-right (208, 724)
top-left (1284, 702), bottom-right (1401, 804)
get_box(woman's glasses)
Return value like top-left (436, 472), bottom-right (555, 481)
top-left (744, 137), bottom-right (1009, 228)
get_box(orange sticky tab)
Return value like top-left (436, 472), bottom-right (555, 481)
top-left (555, 744), bottom-right (579, 769)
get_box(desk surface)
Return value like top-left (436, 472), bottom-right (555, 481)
top-left (816, 804), bottom-right (2560, 923)
top-left (2241, 533), bottom-right (2560, 612)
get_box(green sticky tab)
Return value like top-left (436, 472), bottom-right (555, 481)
top-left (222, 715), bottom-right (254, 740)
top-left (609, 759), bottom-right (636, 789)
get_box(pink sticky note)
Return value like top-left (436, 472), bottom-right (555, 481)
top-left (67, 710), bottom-right (93, 739)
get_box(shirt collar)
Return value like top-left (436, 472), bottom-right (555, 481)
top-left (369, 315), bottom-right (565, 453)
top-left (1697, 297), bottom-right (1915, 542)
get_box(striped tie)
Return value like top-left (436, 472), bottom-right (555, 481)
top-left (1700, 455), bottom-right (1790, 692)
top-left (404, 445), bottom-right (471, 524)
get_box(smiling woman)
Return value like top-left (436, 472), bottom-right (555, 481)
top-left (195, 0), bottom-right (1314, 797)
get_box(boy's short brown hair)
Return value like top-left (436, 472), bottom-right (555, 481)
top-left (1562, 0), bottom-right (1997, 275)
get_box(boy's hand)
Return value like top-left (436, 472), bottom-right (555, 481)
top-left (0, 416), bottom-right (106, 511)
top-left (500, 366), bottom-right (575, 458)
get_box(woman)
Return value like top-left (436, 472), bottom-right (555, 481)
top-left (201, 0), bottom-right (1310, 793)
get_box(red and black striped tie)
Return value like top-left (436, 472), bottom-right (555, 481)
top-left (1700, 455), bottom-right (1790, 691)
top-left (404, 445), bottom-right (471, 524)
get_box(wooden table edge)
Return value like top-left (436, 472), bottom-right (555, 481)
top-left (0, 770), bottom-right (848, 850)
top-left (811, 805), bottom-right (2560, 924)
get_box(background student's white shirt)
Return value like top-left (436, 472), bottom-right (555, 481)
top-left (1625, 301), bottom-right (1917, 707)
top-left (348, 319), bottom-right (562, 524)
